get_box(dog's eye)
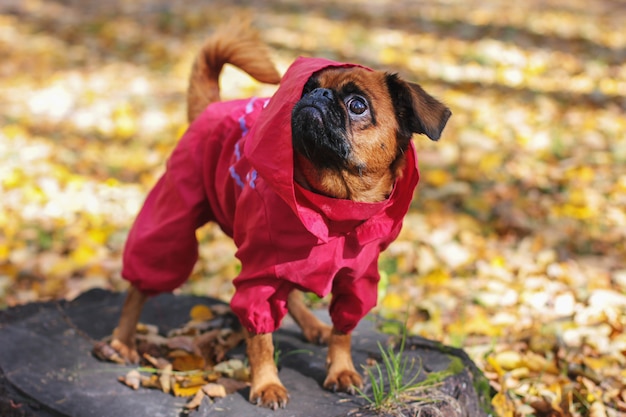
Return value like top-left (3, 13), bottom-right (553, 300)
top-left (347, 96), bottom-right (368, 115)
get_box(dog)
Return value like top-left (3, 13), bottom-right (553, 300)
top-left (107, 19), bottom-right (451, 409)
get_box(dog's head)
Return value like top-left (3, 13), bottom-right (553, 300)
top-left (291, 67), bottom-right (451, 202)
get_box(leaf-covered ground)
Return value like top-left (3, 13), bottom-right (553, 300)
top-left (1, 0), bottom-right (625, 415)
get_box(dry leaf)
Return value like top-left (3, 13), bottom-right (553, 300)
top-left (190, 304), bottom-right (214, 321)
top-left (143, 353), bottom-right (171, 369)
top-left (202, 383), bottom-right (227, 398)
top-left (171, 353), bottom-right (206, 372)
top-left (159, 364), bottom-right (173, 394)
top-left (214, 359), bottom-right (246, 379)
top-left (136, 323), bottom-right (159, 335)
top-left (194, 328), bottom-right (245, 364)
top-left (589, 401), bottom-right (608, 417)
top-left (172, 381), bottom-right (204, 398)
top-left (119, 370), bottom-right (141, 390)
top-left (166, 336), bottom-right (196, 352)
top-left (178, 372), bottom-right (213, 388)
top-left (185, 389), bottom-right (206, 410)
top-left (491, 392), bottom-right (516, 417)
top-left (140, 375), bottom-right (161, 390)
top-left (217, 377), bottom-right (249, 394)
top-left (492, 350), bottom-right (523, 371)
top-left (92, 341), bottom-right (125, 365)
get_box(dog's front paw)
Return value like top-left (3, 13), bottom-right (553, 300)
top-left (302, 322), bottom-right (332, 345)
top-left (323, 369), bottom-right (363, 395)
top-left (250, 382), bottom-right (290, 409)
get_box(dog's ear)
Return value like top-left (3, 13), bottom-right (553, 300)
top-left (386, 73), bottom-right (451, 141)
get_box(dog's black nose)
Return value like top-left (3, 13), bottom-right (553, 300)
top-left (308, 88), bottom-right (333, 100)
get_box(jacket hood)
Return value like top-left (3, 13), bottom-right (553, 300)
top-left (244, 56), bottom-right (419, 243)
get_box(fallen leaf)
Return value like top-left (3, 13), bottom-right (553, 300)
top-left (217, 377), bottom-right (249, 394)
top-left (171, 352), bottom-right (206, 372)
top-left (589, 401), bottom-right (608, 417)
top-left (159, 364), bottom-right (173, 394)
top-left (185, 389), bottom-right (206, 410)
top-left (492, 350), bottom-right (523, 371)
top-left (143, 353), bottom-right (171, 369)
top-left (119, 369), bottom-right (141, 390)
top-left (214, 359), bottom-right (248, 380)
top-left (491, 391), bottom-right (516, 417)
top-left (92, 341), bottom-right (125, 365)
top-left (190, 304), bottom-right (214, 321)
top-left (172, 381), bottom-right (203, 398)
top-left (202, 383), bottom-right (226, 398)
top-left (166, 335), bottom-right (196, 352)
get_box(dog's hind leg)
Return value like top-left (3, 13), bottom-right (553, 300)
top-left (287, 290), bottom-right (332, 345)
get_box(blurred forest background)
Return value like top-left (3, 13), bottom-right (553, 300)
top-left (1, 0), bottom-right (625, 415)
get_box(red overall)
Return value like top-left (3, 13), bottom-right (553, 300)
top-left (122, 57), bottom-right (420, 334)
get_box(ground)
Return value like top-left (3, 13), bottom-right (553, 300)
top-left (0, 0), bottom-right (625, 416)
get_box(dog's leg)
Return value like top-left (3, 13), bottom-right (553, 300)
top-left (109, 286), bottom-right (148, 364)
top-left (247, 332), bottom-right (289, 409)
top-left (323, 328), bottom-right (363, 394)
top-left (287, 290), bottom-right (332, 344)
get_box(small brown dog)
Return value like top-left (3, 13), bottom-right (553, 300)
top-left (108, 20), bottom-right (450, 409)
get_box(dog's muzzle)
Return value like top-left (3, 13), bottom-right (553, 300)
top-left (291, 88), bottom-right (350, 168)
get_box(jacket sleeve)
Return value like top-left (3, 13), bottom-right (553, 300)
top-left (121, 128), bottom-right (212, 294)
top-left (228, 182), bottom-right (299, 334)
top-left (329, 256), bottom-right (380, 334)
top-left (230, 276), bottom-right (294, 334)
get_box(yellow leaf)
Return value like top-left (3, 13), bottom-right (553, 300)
top-left (48, 257), bottom-right (76, 277)
top-left (190, 304), bottom-right (214, 321)
top-left (566, 166), bottom-right (594, 183)
top-left (420, 268), bottom-right (450, 285)
top-left (380, 47), bottom-right (400, 65)
top-left (2, 124), bottom-right (27, 139)
top-left (449, 307), bottom-right (500, 339)
top-left (491, 392), bottom-right (516, 417)
top-left (1, 168), bottom-right (25, 189)
top-left (582, 357), bottom-right (615, 373)
top-left (0, 243), bottom-right (9, 262)
top-left (113, 103), bottom-right (137, 138)
top-left (491, 256), bottom-right (506, 268)
top-left (487, 355), bottom-right (504, 376)
top-left (87, 228), bottom-right (108, 245)
top-left (176, 124), bottom-right (189, 139)
top-left (70, 244), bottom-right (97, 268)
top-left (523, 352), bottom-right (559, 374)
top-left (104, 177), bottom-right (119, 187)
top-left (492, 350), bottom-right (522, 371)
top-left (568, 189), bottom-right (587, 205)
top-left (185, 389), bottom-right (206, 409)
top-left (381, 292), bottom-right (404, 309)
top-left (173, 381), bottom-right (202, 397)
top-left (479, 153), bottom-right (503, 172)
top-left (179, 373), bottom-right (214, 388)
top-left (424, 169), bottom-right (452, 187)
top-left (555, 203), bottom-right (594, 220)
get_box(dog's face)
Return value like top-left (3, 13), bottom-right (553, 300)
top-left (292, 67), bottom-right (451, 202)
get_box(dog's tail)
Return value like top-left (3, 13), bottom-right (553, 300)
top-left (187, 18), bottom-right (282, 123)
